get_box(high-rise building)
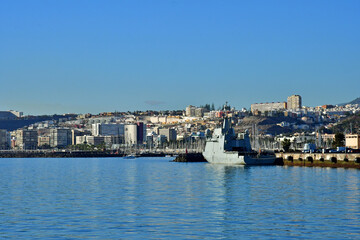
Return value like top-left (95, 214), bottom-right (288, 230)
top-left (186, 105), bottom-right (196, 117)
top-left (0, 129), bottom-right (10, 150)
top-left (124, 123), bottom-right (146, 145)
top-left (136, 122), bottom-right (146, 144)
top-left (49, 128), bottom-right (72, 148)
top-left (72, 129), bottom-right (80, 145)
top-left (159, 128), bottom-right (177, 142)
top-left (287, 95), bottom-right (302, 110)
top-left (125, 124), bottom-right (137, 145)
top-left (15, 129), bottom-right (38, 150)
top-left (92, 123), bottom-right (125, 136)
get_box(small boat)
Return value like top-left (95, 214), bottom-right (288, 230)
top-left (124, 155), bottom-right (136, 159)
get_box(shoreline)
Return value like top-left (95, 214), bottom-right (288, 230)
top-left (0, 151), bottom-right (168, 158)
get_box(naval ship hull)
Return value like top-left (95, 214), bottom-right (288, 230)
top-left (202, 150), bottom-right (275, 165)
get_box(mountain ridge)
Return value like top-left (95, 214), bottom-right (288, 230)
top-left (339, 97), bottom-right (360, 106)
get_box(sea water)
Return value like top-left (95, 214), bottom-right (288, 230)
top-left (0, 157), bottom-right (359, 239)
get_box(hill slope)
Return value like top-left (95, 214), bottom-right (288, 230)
top-left (339, 97), bottom-right (360, 106)
top-left (330, 113), bottom-right (360, 134)
top-left (234, 116), bottom-right (305, 135)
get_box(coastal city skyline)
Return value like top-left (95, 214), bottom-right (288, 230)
top-left (1, 1), bottom-right (360, 239)
top-left (1, 93), bottom-right (360, 152)
top-left (1, 0), bottom-right (360, 115)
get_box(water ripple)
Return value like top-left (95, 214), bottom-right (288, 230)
top-left (0, 158), bottom-right (359, 239)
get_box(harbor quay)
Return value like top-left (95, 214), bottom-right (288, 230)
top-left (2, 148), bottom-right (360, 169)
top-left (276, 152), bottom-right (360, 168)
top-left (174, 151), bottom-right (360, 169)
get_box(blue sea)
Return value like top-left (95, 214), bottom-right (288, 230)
top-left (0, 157), bottom-right (359, 239)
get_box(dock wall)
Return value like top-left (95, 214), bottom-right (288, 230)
top-left (276, 152), bottom-right (360, 169)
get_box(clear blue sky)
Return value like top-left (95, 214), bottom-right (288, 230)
top-left (1, 0), bottom-right (359, 115)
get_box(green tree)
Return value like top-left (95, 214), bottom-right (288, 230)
top-left (333, 132), bottom-right (345, 148)
top-left (282, 138), bottom-right (291, 152)
top-left (206, 104), bottom-right (211, 111)
top-left (96, 142), bottom-right (107, 151)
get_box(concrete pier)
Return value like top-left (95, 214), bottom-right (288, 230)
top-left (276, 152), bottom-right (360, 169)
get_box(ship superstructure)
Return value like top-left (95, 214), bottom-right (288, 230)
top-left (202, 118), bottom-right (275, 165)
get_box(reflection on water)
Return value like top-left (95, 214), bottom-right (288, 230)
top-left (0, 158), bottom-right (359, 239)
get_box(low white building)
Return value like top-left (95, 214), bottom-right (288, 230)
top-left (346, 134), bottom-right (360, 149)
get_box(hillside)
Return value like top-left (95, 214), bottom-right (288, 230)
top-left (0, 115), bottom-right (75, 131)
top-left (348, 97), bottom-right (360, 105)
top-left (330, 113), bottom-right (360, 134)
top-left (234, 116), bottom-right (305, 135)
top-left (339, 97), bottom-right (360, 106)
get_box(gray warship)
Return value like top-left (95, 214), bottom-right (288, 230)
top-left (202, 118), bottom-right (275, 165)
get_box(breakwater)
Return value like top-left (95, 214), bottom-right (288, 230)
top-left (276, 152), bottom-right (360, 169)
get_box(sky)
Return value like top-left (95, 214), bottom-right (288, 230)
top-left (1, 0), bottom-right (359, 115)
